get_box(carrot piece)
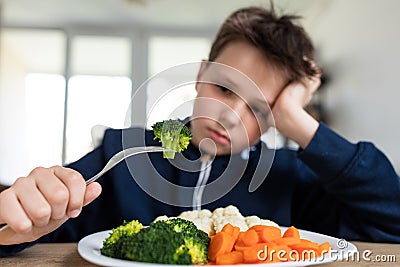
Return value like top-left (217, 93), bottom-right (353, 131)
top-left (289, 240), bottom-right (320, 260)
top-left (234, 231), bottom-right (246, 246)
top-left (269, 244), bottom-right (292, 262)
top-left (242, 229), bottom-right (259, 246)
top-left (274, 237), bottom-right (302, 246)
top-left (216, 251), bottom-right (243, 265)
top-left (250, 225), bottom-right (281, 242)
top-left (208, 232), bottom-right (236, 261)
top-left (221, 223), bottom-right (234, 234)
top-left (231, 225), bottom-right (240, 241)
top-left (221, 223), bottom-right (240, 241)
top-left (242, 243), bottom-right (269, 263)
top-left (283, 226), bottom-right (300, 238)
top-left (317, 242), bottom-right (332, 257)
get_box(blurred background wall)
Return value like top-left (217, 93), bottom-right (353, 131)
top-left (1, 0), bottom-right (399, 185)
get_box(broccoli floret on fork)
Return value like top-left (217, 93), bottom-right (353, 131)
top-left (152, 119), bottom-right (192, 159)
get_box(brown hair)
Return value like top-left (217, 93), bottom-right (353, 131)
top-left (208, 5), bottom-right (320, 81)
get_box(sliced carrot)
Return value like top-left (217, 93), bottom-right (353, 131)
top-left (274, 237), bottom-right (302, 246)
top-left (231, 226), bottom-right (240, 241)
top-left (215, 251), bottom-right (243, 265)
top-left (208, 224), bottom-right (332, 265)
top-left (221, 223), bottom-right (234, 234)
top-left (234, 243), bottom-right (250, 251)
top-left (283, 226), bottom-right (300, 238)
top-left (289, 240), bottom-right (320, 260)
top-left (242, 229), bottom-right (259, 246)
top-left (317, 242), bottom-right (332, 257)
top-left (208, 232), bottom-right (236, 261)
top-left (250, 225), bottom-right (282, 242)
top-left (271, 244), bottom-right (292, 262)
top-left (242, 243), bottom-right (269, 263)
top-left (234, 231), bottom-right (246, 246)
top-left (221, 223), bottom-right (240, 241)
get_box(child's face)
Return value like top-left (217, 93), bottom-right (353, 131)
top-left (190, 40), bottom-right (288, 155)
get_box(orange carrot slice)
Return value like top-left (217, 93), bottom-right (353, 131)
top-left (242, 229), bottom-right (259, 246)
top-left (215, 251), bottom-right (243, 265)
top-left (283, 226), bottom-right (300, 238)
top-left (208, 232), bottom-right (236, 261)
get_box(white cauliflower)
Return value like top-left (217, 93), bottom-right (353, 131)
top-left (178, 209), bottom-right (214, 235)
top-left (153, 215), bottom-right (175, 222)
top-left (152, 205), bottom-right (279, 236)
top-left (245, 215), bottom-right (262, 228)
top-left (211, 205), bottom-right (248, 232)
top-left (260, 219), bottom-right (280, 228)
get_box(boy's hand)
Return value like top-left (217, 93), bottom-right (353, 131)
top-left (270, 75), bottom-right (321, 149)
top-left (0, 166), bottom-right (102, 245)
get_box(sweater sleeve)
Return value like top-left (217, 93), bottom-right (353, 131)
top-left (298, 123), bottom-right (400, 242)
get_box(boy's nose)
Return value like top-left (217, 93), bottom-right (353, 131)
top-left (219, 100), bottom-right (246, 129)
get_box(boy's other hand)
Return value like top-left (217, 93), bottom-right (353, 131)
top-left (270, 75), bottom-right (321, 148)
top-left (0, 166), bottom-right (102, 245)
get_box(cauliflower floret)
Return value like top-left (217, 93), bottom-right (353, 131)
top-left (153, 215), bottom-right (175, 222)
top-left (177, 209), bottom-right (214, 235)
top-left (222, 205), bottom-right (241, 216)
top-left (190, 217), bottom-right (214, 236)
top-left (211, 207), bottom-right (225, 218)
top-left (198, 209), bottom-right (213, 218)
top-left (213, 216), bottom-right (248, 232)
top-left (260, 219), bottom-right (280, 228)
top-left (245, 215), bottom-right (262, 228)
top-left (178, 210), bottom-right (199, 221)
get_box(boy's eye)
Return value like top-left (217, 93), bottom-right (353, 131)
top-left (217, 85), bottom-right (231, 93)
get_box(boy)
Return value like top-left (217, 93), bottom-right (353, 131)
top-left (1, 6), bottom-right (400, 254)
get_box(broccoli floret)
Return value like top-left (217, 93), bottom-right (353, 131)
top-left (102, 218), bottom-right (209, 264)
top-left (100, 220), bottom-right (143, 258)
top-left (184, 235), bottom-right (209, 264)
top-left (152, 119), bottom-right (192, 159)
top-left (121, 224), bottom-right (193, 264)
top-left (152, 218), bottom-right (209, 264)
top-left (163, 217), bottom-right (210, 247)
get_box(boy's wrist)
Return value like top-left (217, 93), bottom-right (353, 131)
top-left (275, 109), bottom-right (319, 149)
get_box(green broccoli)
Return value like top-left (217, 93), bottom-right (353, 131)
top-left (101, 218), bottom-right (209, 265)
top-left (152, 119), bottom-right (192, 159)
top-left (121, 223), bottom-right (193, 264)
top-left (163, 217), bottom-right (210, 247)
top-left (100, 219), bottom-right (143, 258)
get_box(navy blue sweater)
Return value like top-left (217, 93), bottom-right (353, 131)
top-left (1, 123), bottom-right (400, 256)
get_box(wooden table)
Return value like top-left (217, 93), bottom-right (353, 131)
top-left (0, 241), bottom-right (399, 266)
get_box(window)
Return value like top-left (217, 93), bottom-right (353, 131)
top-left (25, 74), bottom-right (65, 168)
top-left (65, 75), bottom-right (131, 163)
top-left (146, 36), bottom-right (210, 128)
top-left (65, 35), bottom-right (132, 163)
top-left (0, 29), bottom-right (66, 185)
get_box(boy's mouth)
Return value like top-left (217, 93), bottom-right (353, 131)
top-left (208, 128), bottom-right (230, 145)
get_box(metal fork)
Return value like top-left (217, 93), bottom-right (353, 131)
top-left (85, 146), bottom-right (171, 184)
top-left (0, 146), bottom-right (171, 233)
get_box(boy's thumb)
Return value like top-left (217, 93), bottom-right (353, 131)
top-left (83, 182), bottom-right (102, 206)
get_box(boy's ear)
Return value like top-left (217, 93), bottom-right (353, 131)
top-left (195, 60), bottom-right (207, 92)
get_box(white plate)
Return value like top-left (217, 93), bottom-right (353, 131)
top-left (78, 227), bottom-right (358, 267)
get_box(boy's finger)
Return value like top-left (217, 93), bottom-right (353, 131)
top-left (0, 189), bottom-right (33, 233)
top-left (53, 166), bottom-right (86, 218)
top-left (14, 177), bottom-right (52, 227)
top-left (34, 168), bottom-right (70, 220)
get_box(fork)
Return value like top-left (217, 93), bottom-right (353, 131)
top-left (0, 146), bottom-right (171, 233)
top-left (85, 146), bottom-right (171, 184)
